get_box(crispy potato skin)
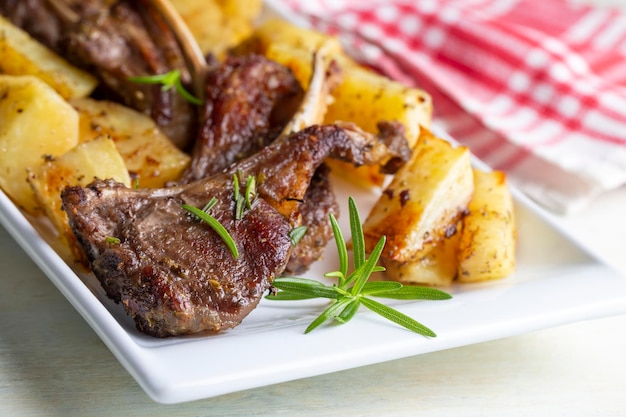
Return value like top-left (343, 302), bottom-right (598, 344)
top-left (170, 0), bottom-right (262, 59)
top-left (383, 223), bottom-right (462, 286)
top-left (457, 169), bottom-right (517, 282)
top-left (72, 98), bottom-right (190, 188)
top-left (363, 129), bottom-right (474, 264)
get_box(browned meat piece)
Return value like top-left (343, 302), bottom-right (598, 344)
top-left (0, 0), bottom-right (65, 46)
top-left (0, 0), bottom-right (197, 149)
top-left (285, 164), bottom-right (338, 274)
top-left (63, 178), bottom-right (292, 337)
top-left (180, 54), bottom-right (304, 183)
top-left (62, 122), bottom-right (409, 337)
top-left (180, 51), bottom-right (342, 273)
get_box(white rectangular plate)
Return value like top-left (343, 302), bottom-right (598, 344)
top-left (2, 143), bottom-right (626, 404)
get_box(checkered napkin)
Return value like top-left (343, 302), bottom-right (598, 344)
top-left (268, 0), bottom-right (626, 213)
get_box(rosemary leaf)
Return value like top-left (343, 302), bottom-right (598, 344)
top-left (305, 298), bottom-right (353, 334)
top-left (351, 235), bottom-right (385, 296)
top-left (348, 197), bottom-right (365, 269)
top-left (360, 297), bottom-right (436, 337)
top-left (128, 70), bottom-right (201, 105)
top-left (329, 213), bottom-right (348, 286)
top-left (336, 298), bottom-right (360, 324)
top-left (360, 281), bottom-right (403, 295)
top-left (182, 203), bottom-right (239, 259)
top-left (373, 286), bottom-right (453, 301)
top-left (245, 175), bottom-right (256, 209)
top-left (289, 226), bottom-right (307, 246)
top-left (270, 277), bottom-right (338, 299)
top-left (202, 196), bottom-right (219, 213)
top-left (266, 292), bottom-right (318, 301)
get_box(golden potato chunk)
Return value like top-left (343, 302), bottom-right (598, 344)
top-left (28, 136), bottom-right (131, 260)
top-left (0, 15), bottom-right (97, 99)
top-left (216, 0), bottom-right (263, 20)
top-left (383, 223), bottom-right (462, 286)
top-left (0, 75), bottom-right (79, 213)
top-left (363, 128), bottom-right (473, 264)
top-left (324, 65), bottom-right (430, 149)
top-left (170, 0), bottom-right (259, 59)
top-left (71, 98), bottom-right (190, 188)
top-left (457, 169), bottom-right (517, 282)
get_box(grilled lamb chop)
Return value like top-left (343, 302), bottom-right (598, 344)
top-left (61, 122), bottom-right (409, 337)
top-left (1, 0), bottom-right (198, 149)
top-left (181, 48), bottom-right (343, 273)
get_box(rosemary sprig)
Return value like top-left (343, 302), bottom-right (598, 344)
top-left (128, 69), bottom-right (201, 105)
top-left (267, 197), bottom-right (452, 336)
top-left (182, 201), bottom-right (239, 259)
top-left (289, 225), bottom-right (308, 246)
top-left (233, 171), bottom-right (257, 220)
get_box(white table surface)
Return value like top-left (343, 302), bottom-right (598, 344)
top-left (3, 0), bottom-right (626, 415)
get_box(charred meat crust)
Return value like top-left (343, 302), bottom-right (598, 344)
top-left (181, 54), bottom-right (304, 183)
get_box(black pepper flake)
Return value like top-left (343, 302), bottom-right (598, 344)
top-left (399, 189), bottom-right (410, 207)
top-left (444, 223), bottom-right (458, 238)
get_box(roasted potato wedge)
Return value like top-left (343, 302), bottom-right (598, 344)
top-left (457, 169), bottom-right (516, 282)
top-left (0, 15), bottom-right (97, 99)
top-left (363, 128), bottom-right (473, 263)
top-left (0, 75), bottom-right (79, 213)
top-left (28, 136), bottom-right (131, 259)
top-left (71, 98), bottom-right (191, 188)
top-left (324, 65), bottom-right (430, 149)
top-left (170, 0), bottom-right (260, 59)
top-left (216, 0), bottom-right (263, 21)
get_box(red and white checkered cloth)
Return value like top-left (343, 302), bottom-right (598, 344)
top-left (268, 0), bottom-right (626, 213)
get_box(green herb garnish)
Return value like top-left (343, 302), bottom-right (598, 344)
top-left (128, 69), bottom-right (201, 105)
top-left (268, 197), bottom-right (451, 336)
top-left (201, 196), bottom-right (219, 213)
top-left (289, 225), bottom-right (307, 246)
top-left (105, 236), bottom-right (121, 244)
top-left (183, 201), bottom-right (239, 259)
top-left (233, 171), bottom-right (257, 220)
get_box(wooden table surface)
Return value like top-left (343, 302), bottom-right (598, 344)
top-left (3, 1), bottom-right (626, 415)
